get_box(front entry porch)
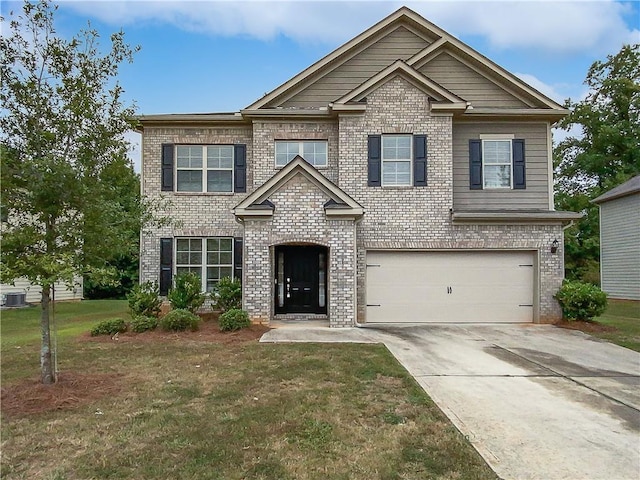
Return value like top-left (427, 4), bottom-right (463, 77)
top-left (274, 245), bottom-right (328, 315)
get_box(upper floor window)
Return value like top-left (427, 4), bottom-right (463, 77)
top-left (161, 143), bottom-right (246, 194)
top-left (275, 141), bottom-right (327, 167)
top-left (482, 140), bottom-right (512, 189)
top-left (382, 135), bottom-right (412, 186)
top-left (469, 137), bottom-right (526, 190)
top-left (367, 134), bottom-right (427, 188)
top-left (176, 145), bottom-right (233, 193)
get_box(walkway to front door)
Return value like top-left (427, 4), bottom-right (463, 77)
top-left (275, 245), bottom-right (327, 315)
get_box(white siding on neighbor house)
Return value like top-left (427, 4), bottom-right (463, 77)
top-left (599, 194), bottom-right (640, 300)
top-left (1, 277), bottom-right (83, 305)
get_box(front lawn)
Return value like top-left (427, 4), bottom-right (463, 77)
top-left (592, 299), bottom-right (640, 351)
top-left (1, 300), bottom-right (497, 480)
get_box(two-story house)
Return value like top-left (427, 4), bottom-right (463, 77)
top-left (138, 7), bottom-right (581, 327)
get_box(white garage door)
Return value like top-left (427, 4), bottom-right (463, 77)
top-left (366, 251), bottom-right (535, 323)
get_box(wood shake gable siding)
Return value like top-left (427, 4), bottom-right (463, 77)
top-left (453, 122), bottom-right (550, 210)
top-left (418, 53), bottom-right (529, 108)
top-left (599, 194), bottom-right (640, 300)
top-left (281, 27), bottom-right (430, 108)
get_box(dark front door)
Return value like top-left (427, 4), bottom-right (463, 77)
top-left (275, 245), bottom-right (327, 314)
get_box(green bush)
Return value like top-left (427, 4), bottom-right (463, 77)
top-left (214, 276), bottom-right (242, 312)
top-left (168, 272), bottom-right (205, 313)
top-left (130, 315), bottom-right (158, 333)
top-left (160, 308), bottom-right (200, 332)
top-left (127, 281), bottom-right (161, 317)
top-left (90, 318), bottom-right (128, 336)
top-left (555, 280), bottom-right (607, 321)
top-left (219, 308), bottom-right (250, 332)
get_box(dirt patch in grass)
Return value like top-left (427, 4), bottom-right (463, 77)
top-left (1, 372), bottom-right (123, 419)
top-left (555, 320), bottom-right (618, 334)
top-left (79, 321), bottom-right (270, 345)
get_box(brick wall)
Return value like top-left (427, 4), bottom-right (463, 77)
top-left (242, 175), bottom-right (356, 326)
top-left (140, 78), bottom-right (564, 326)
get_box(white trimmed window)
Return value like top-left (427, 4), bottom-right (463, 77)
top-left (275, 140), bottom-right (327, 167)
top-left (482, 139), bottom-right (512, 189)
top-left (176, 145), bottom-right (234, 192)
top-left (175, 237), bottom-right (234, 292)
top-left (382, 135), bottom-right (412, 186)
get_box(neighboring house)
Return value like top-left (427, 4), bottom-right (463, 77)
top-left (138, 7), bottom-right (581, 327)
top-left (592, 176), bottom-right (640, 300)
top-left (0, 213), bottom-right (83, 306)
top-left (0, 279), bottom-right (83, 306)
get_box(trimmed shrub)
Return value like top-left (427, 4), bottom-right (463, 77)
top-left (127, 281), bottom-right (161, 318)
top-left (91, 318), bottom-right (128, 336)
top-left (130, 315), bottom-right (158, 333)
top-left (555, 280), bottom-right (607, 321)
top-left (219, 308), bottom-right (250, 332)
top-left (214, 277), bottom-right (242, 312)
top-left (168, 273), bottom-right (205, 313)
top-left (160, 308), bottom-right (200, 332)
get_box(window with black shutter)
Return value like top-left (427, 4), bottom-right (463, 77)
top-left (469, 138), bottom-right (526, 190)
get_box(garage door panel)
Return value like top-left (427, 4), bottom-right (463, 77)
top-left (366, 251), bottom-right (534, 323)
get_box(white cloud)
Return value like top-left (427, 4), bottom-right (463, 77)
top-left (513, 72), bottom-right (565, 103)
top-left (58, 0), bottom-right (638, 55)
top-left (413, 0), bottom-right (639, 55)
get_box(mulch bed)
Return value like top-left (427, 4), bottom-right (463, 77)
top-left (2, 321), bottom-right (270, 419)
top-left (79, 320), bottom-right (270, 345)
top-left (1, 372), bottom-right (123, 419)
top-left (554, 320), bottom-right (617, 334)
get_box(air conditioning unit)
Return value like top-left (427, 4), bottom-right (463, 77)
top-left (5, 292), bottom-right (26, 307)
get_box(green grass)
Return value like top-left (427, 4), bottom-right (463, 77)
top-left (592, 299), bottom-right (640, 351)
top-left (1, 300), bottom-right (497, 480)
top-left (1, 300), bottom-right (130, 346)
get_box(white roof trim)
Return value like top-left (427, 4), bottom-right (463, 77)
top-left (407, 40), bottom-right (565, 111)
top-left (246, 6), bottom-right (565, 114)
top-left (234, 156), bottom-right (364, 218)
top-left (333, 60), bottom-right (464, 105)
top-left (245, 7), bottom-right (451, 110)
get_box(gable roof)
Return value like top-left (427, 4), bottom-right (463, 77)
top-left (234, 156), bottom-right (364, 218)
top-left (245, 6), bottom-right (566, 115)
top-left (592, 176), bottom-right (640, 204)
top-left (332, 60), bottom-right (466, 112)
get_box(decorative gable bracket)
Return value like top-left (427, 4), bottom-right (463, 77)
top-left (234, 156), bottom-right (364, 220)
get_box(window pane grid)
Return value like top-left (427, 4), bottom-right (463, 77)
top-left (176, 145), bottom-right (234, 192)
top-left (176, 237), bottom-right (234, 293)
top-left (381, 135), bottom-right (412, 186)
top-left (275, 141), bottom-right (327, 167)
top-left (482, 140), bottom-right (512, 188)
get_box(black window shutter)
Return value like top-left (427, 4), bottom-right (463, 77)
top-left (234, 144), bottom-right (247, 193)
top-left (234, 237), bottom-right (243, 284)
top-left (512, 139), bottom-right (526, 189)
top-left (159, 238), bottom-right (173, 295)
top-left (161, 144), bottom-right (174, 191)
top-left (469, 139), bottom-right (483, 190)
top-left (367, 135), bottom-right (381, 187)
top-left (413, 135), bottom-right (427, 186)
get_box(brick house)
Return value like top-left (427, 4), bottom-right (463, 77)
top-left (138, 7), bottom-right (581, 327)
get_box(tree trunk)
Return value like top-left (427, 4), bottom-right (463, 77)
top-left (40, 285), bottom-right (55, 384)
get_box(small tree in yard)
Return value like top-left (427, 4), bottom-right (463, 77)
top-left (0, 1), bottom-right (142, 384)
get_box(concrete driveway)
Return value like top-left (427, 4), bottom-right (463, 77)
top-left (261, 323), bottom-right (640, 480)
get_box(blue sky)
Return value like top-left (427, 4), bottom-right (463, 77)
top-left (3, 0), bottom-right (639, 170)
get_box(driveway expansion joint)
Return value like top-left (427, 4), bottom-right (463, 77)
top-left (498, 346), bottom-right (640, 413)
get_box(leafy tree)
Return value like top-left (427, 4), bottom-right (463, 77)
top-left (0, 1), bottom-right (140, 384)
top-left (554, 44), bottom-right (639, 283)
